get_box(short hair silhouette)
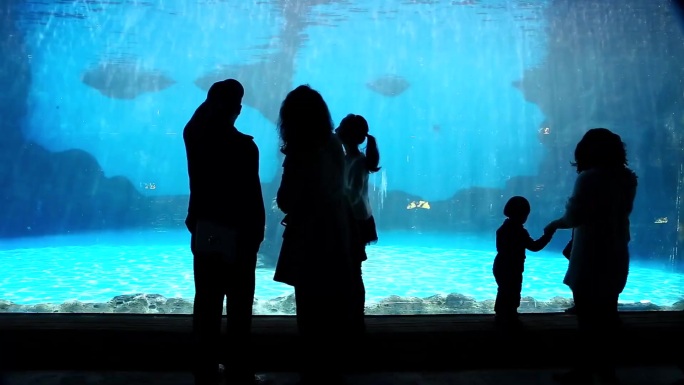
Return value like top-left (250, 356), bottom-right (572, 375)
top-left (207, 79), bottom-right (244, 108)
top-left (503, 196), bottom-right (531, 219)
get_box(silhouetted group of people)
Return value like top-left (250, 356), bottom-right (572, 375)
top-left (184, 79), bottom-right (380, 385)
top-left (184, 78), bottom-right (644, 385)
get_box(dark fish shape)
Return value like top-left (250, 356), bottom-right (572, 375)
top-left (81, 62), bottom-right (176, 100)
top-left (366, 75), bottom-right (410, 97)
top-left (194, 56), bottom-right (293, 125)
top-left (194, 0), bottom-right (354, 124)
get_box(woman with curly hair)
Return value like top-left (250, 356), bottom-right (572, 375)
top-left (273, 85), bottom-right (355, 385)
top-left (546, 128), bottom-right (638, 385)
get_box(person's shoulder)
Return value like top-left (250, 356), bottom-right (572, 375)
top-left (182, 113), bottom-right (199, 140)
top-left (575, 169), bottom-right (603, 188)
top-left (496, 220), bottom-right (509, 234)
top-left (519, 226), bottom-right (531, 236)
top-left (578, 168), bottom-right (600, 179)
top-left (233, 129), bottom-right (258, 148)
top-left (325, 134), bottom-right (345, 160)
top-left (349, 154), bottom-right (368, 173)
top-left (233, 128), bottom-right (255, 141)
top-left (578, 167), bottom-right (636, 187)
top-left (328, 134), bottom-right (344, 151)
top-left (622, 167), bottom-right (638, 186)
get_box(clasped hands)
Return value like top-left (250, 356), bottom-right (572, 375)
top-left (544, 219), bottom-right (563, 236)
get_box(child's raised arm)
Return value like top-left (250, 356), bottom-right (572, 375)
top-left (525, 228), bottom-right (554, 252)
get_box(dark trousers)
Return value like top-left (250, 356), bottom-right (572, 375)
top-left (0, 348), bottom-right (5, 385)
top-left (350, 262), bottom-right (367, 335)
top-left (493, 270), bottom-right (523, 317)
top-left (192, 235), bottom-right (257, 385)
top-left (349, 216), bottom-right (369, 335)
top-left (572, 289), bottom-right (621, 376)
top-left (348, 262), bottom-right (367, 371)
top-left (294, 283), bottom-right (354, 382)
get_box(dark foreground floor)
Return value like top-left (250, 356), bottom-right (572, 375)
top-left (3, 367), bottom-right (683, 385)
top-left (2, 312), bottom-right (684, 371)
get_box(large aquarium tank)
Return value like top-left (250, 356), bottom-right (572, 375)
top-left (1, 0), bottom-right (683, 315)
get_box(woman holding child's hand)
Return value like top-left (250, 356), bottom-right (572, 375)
top-left (546, 128), bottom-right (638, 385)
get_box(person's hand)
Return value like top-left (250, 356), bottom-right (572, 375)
top-left (544, 220), bottom-right (558, 234)
top-left (544, 226), bottom-right (556, 237)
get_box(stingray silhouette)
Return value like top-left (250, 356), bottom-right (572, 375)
top-left (194, 0), bottom-right (352, 125)
top-left (194, 57), bottom-right (293, 125)
top-left (366, 75), bottom-right (411, 96)
top-left (366, 74), bottom-right (410, 97)
top-left (81, 62), bottom-right (176, 100)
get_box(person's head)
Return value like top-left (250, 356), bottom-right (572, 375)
top-left (572, 128), bottom-right (628, 173)
top-left (503, 196), bottom-right (531, 224)
top-left (335, 114), bottom-right (381, 173)
top-left (336, 114), bottom-right (368, 146)
top-left (206, 79), bottom-right (243, 124)
top-left (277, 84), bottom-right (334, 155)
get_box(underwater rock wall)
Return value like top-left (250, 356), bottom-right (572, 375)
top-left (0, 292), bottom-right (678, 315)
top-left (0, 0), bottom-right (147, 237)
top-left (517, 0), bottom-right (684, 270)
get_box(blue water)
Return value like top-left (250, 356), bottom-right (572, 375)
top-left (6, 1), bottom-right (683, 313)
top-left (0, 230), bottom-right (681, 308)
top-left (19, 0), bottom-right (548, 201)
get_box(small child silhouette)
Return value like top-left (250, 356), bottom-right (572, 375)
top-left (493, 196), bottom-right (555, 328)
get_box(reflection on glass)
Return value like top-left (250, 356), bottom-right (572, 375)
top-left (0, 0), bottom-right (683, 315)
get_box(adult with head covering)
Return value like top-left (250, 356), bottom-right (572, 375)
top-left (184, 79), bottom-right (266, 385)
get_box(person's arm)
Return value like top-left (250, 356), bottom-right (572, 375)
top-left (276, 155), bottom-right (311, 215)
top-left (245, 141), bottom-right (266, 250)
top-left (562, 236), bottom-right (573, 259)
top-left (547, 171), bottom-right (594, 231)
top-left (346, 158), bottom-right (366, 207)
top-left (276, 157), bottom-right (293, 215)
top-left (525, 228), bottom-right (554, 252)
top-left (183, 122), bottom-right (201, 233)
top-left (495, 228), bottom-right (505, 253)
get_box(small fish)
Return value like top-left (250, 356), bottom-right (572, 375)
top-left (407, 200), bottom-right (431, 210)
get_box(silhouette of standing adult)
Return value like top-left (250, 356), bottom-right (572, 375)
top-left (274, 85), bottom-right (354, 385)
top-left (184, 79), bottom-right (266, 385)
top-left (545, 128), bottom-right (638, 385)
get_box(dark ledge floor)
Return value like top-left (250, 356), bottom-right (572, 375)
top-left (0, 312), bottom-right (682, 372)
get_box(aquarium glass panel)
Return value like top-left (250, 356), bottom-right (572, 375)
top-left (1, 0), bottom-right (683, 315)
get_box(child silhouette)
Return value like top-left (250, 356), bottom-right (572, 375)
top-left (493, 196), bottom-right (555, 328)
